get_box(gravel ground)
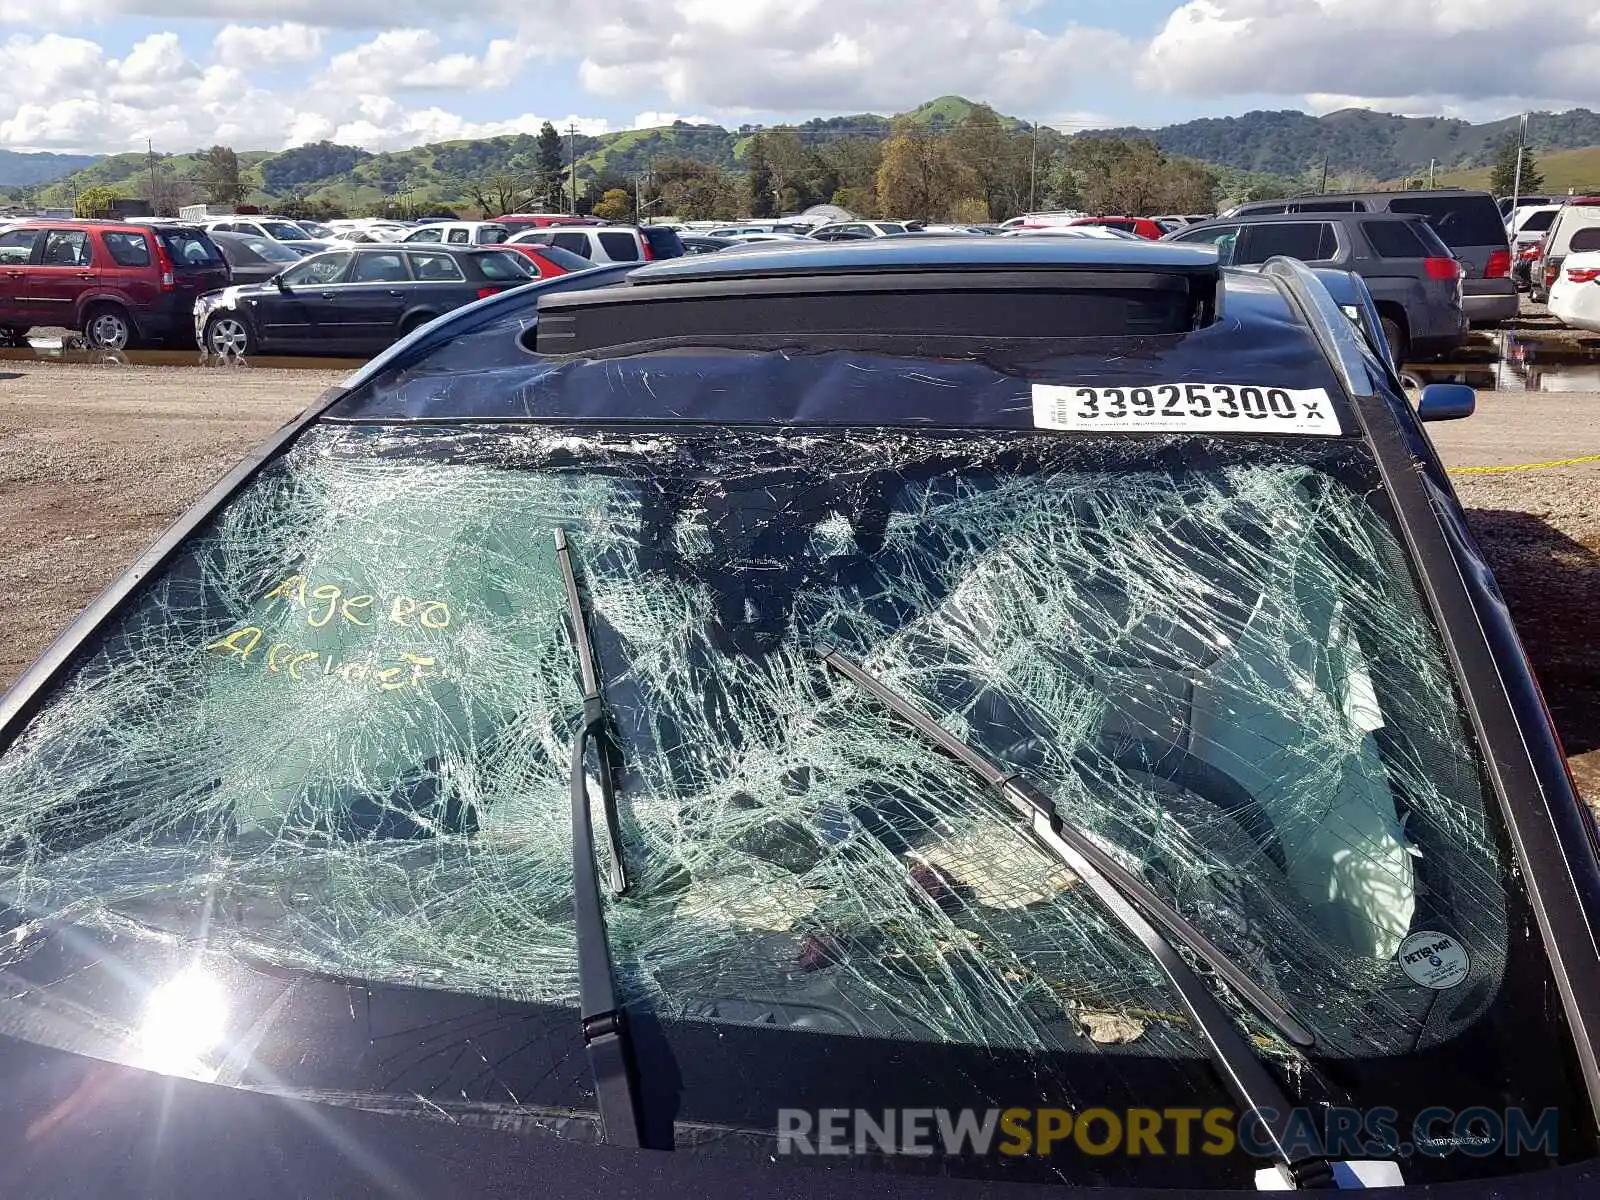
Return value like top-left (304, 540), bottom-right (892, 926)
top-left (0, 361), bottom-right (342, 683)
top-left (1454, 469), bottom-right (1600, 800)
top-left (0, 359), bottom-right (1595, 799)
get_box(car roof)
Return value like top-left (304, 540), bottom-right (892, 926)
top-left (1240, 187), bottom-right (1493, 202)
top-left (1190, 211), bottom-right (1429, 225)
top-left (325, 241), bottom-right (1385, 429)
top-left (629, 236), bottom-right (1218, 281)
top-left (16, 220), bottom-right (209, 234)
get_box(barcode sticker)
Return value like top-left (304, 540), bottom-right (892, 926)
top-left (1032, 383), bottom-right (1342, 436)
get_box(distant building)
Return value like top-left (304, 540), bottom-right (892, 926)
top-left (110, 198), bottom-right (154, 219)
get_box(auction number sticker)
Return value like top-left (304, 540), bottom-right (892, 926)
top-left (1032, 383), bottom-right (1342, 436)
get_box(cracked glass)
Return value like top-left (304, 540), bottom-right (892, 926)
top-left (0, 420), bottom-right (1539, 1158)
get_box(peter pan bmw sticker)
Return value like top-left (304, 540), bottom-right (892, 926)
top-left (1031, 383), bottom-right (1341, 436)
top-left (1397, 930), bottom-right (1470, 990)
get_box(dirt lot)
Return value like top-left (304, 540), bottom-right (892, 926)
top-left (0, 360), bottom-right (1596, 797)
top-left (0, 362), bottom-right (343, 684)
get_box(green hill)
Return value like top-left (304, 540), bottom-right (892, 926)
top-left (31, 97), bottom-right (1600, 216)
top-left (1426, 145), bottom-right (1600, 194)
top-left (1094, 107), bottom-right (1600, 179)
top-left (0, 149), bottom-right (100, 188)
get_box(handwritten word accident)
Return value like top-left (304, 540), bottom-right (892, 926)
top-left (203, 574), bottom-right (458, 691)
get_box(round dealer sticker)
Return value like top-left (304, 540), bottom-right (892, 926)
top-left (1397, 930), bottom-right (1471, 990)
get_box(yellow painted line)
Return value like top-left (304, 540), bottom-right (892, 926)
top-left (1448, 453), bottom-right (1600, 475)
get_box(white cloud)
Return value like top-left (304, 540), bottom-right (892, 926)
top-left (631, 111), bottom-right (718, 128)
top-left (574, 0), bottom-right (1136, 117)
top-left (213, 22), bottom-right (322, 69)
top-left (1143, 0), bottom-right (1599, 109)
top-left (321, 28), bottom-right (536, 92)
top-left (2, 0), bottom-right (1595, 158)
top-left (0, 28), bottom-right (609, 153)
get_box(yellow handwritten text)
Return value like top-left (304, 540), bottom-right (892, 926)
top-left (206, 628), bottom-right (438, 693)
top-left (262, 575), bottom-right (452, 631)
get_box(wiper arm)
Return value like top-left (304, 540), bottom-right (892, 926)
top-left (556, 528), bottom-right (644, 1148)
top-left (819, 649), bottom-right (1336, 1189)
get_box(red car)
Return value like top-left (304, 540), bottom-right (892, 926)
top-left (1068, 216), bottom-right (1166, 240)
top-left (495, 213), bottom-right (606, 234)
top-left (0, 220), bottom-right (230, 349)
top-left (496, 241), bottom-right (592, 278)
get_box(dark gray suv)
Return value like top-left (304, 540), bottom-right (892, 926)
top-left (1220, 189), bottom-right (1514, 325)
top-left (1166, 212), bottom-right (1467, 363)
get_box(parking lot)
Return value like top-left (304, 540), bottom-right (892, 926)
top-left (0, 358), bottom-right (1595, 798)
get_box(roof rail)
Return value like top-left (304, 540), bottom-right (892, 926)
top-left (1261, 256), bottom-right (1376, 400)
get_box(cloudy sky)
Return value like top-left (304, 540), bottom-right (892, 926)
top-left (0, 0), bottom-right (1593, 154)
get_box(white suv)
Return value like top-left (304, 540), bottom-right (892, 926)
top-left (204, 216), bottom-right (327, 248)
top-left (508, 225), bottom-right (685, 263)
top-left (399, 221), bottom-right (511, 246)
top-left (806, 221), bottom-right (913, 241)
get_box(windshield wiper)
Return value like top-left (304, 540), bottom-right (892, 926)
top-left (819, 648), bottom-right (1337, 1189)
top-left (555, 528), bottom-right (644, 1148)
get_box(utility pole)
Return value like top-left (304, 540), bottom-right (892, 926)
top-left (1029, 121), bottom-right (1038, 212)
top-left (566, 123), bottom-right (578, 215)
top-left (146, 138), bottom-right (161, 215)
top-left (1428, 158), bottom-right (1436, 188)
top-left (1511, 112), bottom-right (1528, 216)
top-left (1319, 158), bottom-right (1329, 195)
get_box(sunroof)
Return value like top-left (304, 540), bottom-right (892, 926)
top-left (535, 268), bottom-right (1217, 354)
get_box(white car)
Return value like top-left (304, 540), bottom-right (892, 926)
top-left (806, 221), bottom-right (914, 241)
top-left (330, 225), bottom-right (413, 244)
top-left (999, 211), bottom-right (1088, 229)
top-left (1507, 204), bottom-right (1561, 249)
top-left (204, 216), bottom-right (328, 249)
top-left (1000, 225), bottom-right (1137, 240)
top-left (399, 221), bottom-right (511, 246)
top-left (1546, 243), bottom-right (1600, 333)
top-left (509, 224), bottom-right (681, 263)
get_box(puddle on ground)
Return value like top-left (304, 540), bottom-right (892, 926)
top-left (0, 342), bottom-right (361, 372)
top-left (1408, 330), bottom-right (1600, 392)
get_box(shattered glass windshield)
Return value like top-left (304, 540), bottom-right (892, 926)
top-left (0, 420), bottom-right (1573, 1182)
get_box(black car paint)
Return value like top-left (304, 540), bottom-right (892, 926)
top-left (2, 253), bottom-right (1598, 1198)
top-left (203, 246), bottom-right (531, 355)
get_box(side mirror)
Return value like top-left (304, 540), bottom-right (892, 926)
top-left (274, 274), bottom-right (289, 292)
top-left (1417, 382), bottom-right (1475, 422)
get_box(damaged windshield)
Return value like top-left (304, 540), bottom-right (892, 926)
top-left (0, 421), bottom-right (1575, 1185)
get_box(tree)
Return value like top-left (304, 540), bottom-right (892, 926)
top-left (948, 105), bottom-right (1031, 220)
top-left (1489, 133), bottom-right (1544, 195)
top-left (261, 141), bottom-right (369, 194)
top-left (199, 145), bottom-right (247, 206)
top-left (875, 117), bottom-right (980, 221)
top-left (644, 157), bottom-right (739, 220)
top-left (464, 172), bottom-right (532, 217)
top-left (75, 185), bottom-right (121, 218)
top-left (536, 121), bottom-right (566, 211)
top-left (762, 128), bottom-right (827, 211)
top-left (745, 133), bottom-right (775, 217)
top-left (1052, 136), bottom-right (1216, 216)
top-left (592, 187), bottom-right (632, 221)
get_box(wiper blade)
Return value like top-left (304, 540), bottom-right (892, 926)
top-left (556, 528), bottom-right (644, 1148)
top-left (819, 649), bottom-right (1336, 1189)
